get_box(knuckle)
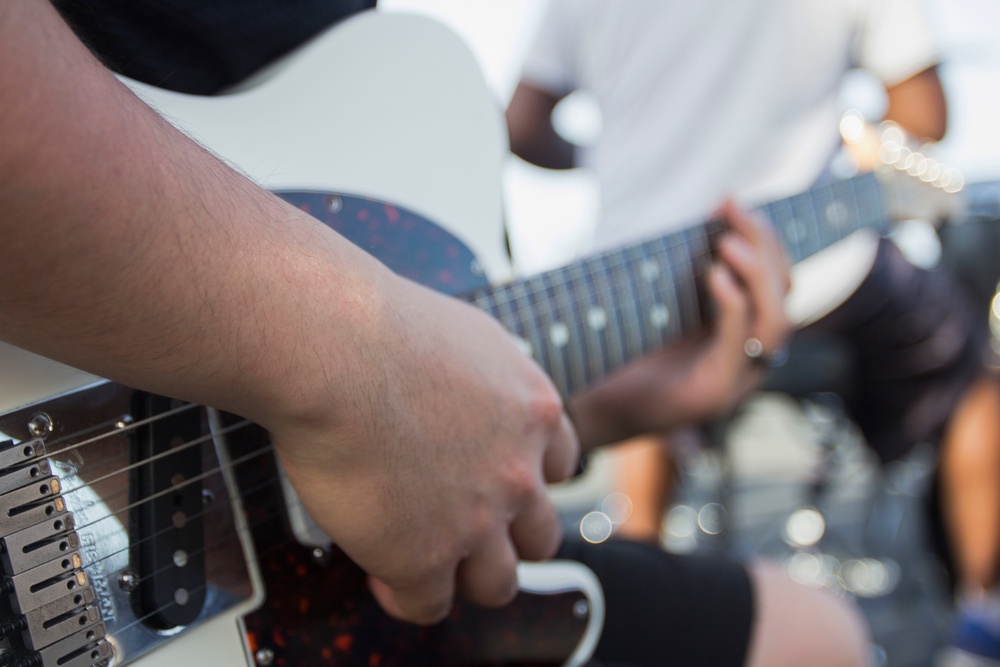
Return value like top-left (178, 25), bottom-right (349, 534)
top-left (529, 388), bottom-right (565, 431)
top-left (502, 458), bottom-right (540, 499)
top-left (413, 598), bottom-right (453, 625)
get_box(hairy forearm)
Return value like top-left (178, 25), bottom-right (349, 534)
top-left (0, 0), bottom-right (391, 427)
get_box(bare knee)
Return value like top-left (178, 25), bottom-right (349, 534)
top-left (743, 561), bottom-right (871, 667)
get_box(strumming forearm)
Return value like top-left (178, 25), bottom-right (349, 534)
top-left (0, 0), bottom-right (392, 429)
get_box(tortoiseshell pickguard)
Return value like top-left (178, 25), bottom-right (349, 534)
top-left (232, 194), bottom-right (591, 666)
top-left (277, 191), bottom-right (490, 297)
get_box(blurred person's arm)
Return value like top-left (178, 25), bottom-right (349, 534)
top-left (569, 204), bottom-right (793, 452)
top-left (507, 82), bottom-right (578, 170)
top-left (884, 65), bottom-right (948, 142)
top-left (0, 0), bottom-right (579, 626)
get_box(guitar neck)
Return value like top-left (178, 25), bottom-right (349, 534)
top-left (464, 172), bottom-right (888, 397)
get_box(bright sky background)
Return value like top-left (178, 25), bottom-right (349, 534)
top-left (380, 0), bottom-right (1000, 274)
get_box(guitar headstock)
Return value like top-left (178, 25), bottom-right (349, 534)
top-left (839, 110), bottom-right (965, 224)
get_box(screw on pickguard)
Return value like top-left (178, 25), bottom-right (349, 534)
top-left (0, 439), bottom-right (110, 667)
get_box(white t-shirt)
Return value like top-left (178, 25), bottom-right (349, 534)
top-left (521, 0), bottom-right (940, 253)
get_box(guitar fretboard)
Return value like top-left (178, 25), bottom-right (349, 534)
top-left (464, 172), bottom-right (888, 397)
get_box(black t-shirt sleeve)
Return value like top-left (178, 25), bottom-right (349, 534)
top-left (54, 0), bottom-right (376, 94)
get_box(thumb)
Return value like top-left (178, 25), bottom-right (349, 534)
top-left (367, 571), bottom-right (456, 626)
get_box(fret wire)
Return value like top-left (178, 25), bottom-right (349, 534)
top-left (849, 178), bottom-right (866, 234)
top-left (639, 234), bottom-right (683, 349)
top-left (547, 266), bottom-right (590, 393)
top-left (587, 258), bottom-right (620, 387)
top-left (691, 225), bottom-right (714, 331)
top-left (475, 290), bottom-right (499, 321)
top-left (606, 251), bottom-right (643, 364)
top-left (824, 179), bottom-right (842, 245)
top-left (489, 283), bottom-right (516, 331)
top-left (669, 229), bottom-right (697, 333)
top-left (815, 180), bottom-right (837, 250)
top-left (591, 254), bottom-right (628, 374)
top-left (551, 265), bottom-right (588, 394)
top-left (491, 282), bottom-right (533, 367)
top-left (566, 259), bottom-right (605, 391)
top-left (513, 278), bottom-right (555, 383)
top-left (768, 196), bottom-right (801, 263)
top-left (687, 225), bottom-right (713, 332)
top-left (786, 188), bottom-right (809, 258)
top-left (650, 234), bottom-right (682, 346)
top-left (537, 273), bottom-right (572, 397)
top-left (623, 241), bottom-right (659, 351)
top-left (460, 172), bottom-right (888, 396)
top-left (627, 248), bottom-right (654, 355)
top-left (804, 182), bottom-right (825, 253)
top-left (664, 228), bottom-right (701, 336)
top-left (803, 187), bottom-right (823, 258)
top-left (862, 173), bottom-right (888, 233)
top-left (835, 178), bottom-right (858, 240)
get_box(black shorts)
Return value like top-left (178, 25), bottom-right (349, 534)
top-left (556, 538), bottom-right (754, 667)
top-left (806, 238), bottom-right (990, 464)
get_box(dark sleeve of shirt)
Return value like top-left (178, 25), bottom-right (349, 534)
top-left (53, 0), bottom-right (377, 95)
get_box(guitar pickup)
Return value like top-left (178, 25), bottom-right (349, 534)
top-left (0, 512), bottom-right (79, 575)
top-left (131, 393), bottom-right (207, 629)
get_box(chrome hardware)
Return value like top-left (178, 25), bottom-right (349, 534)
top-left (26, 414), bottom-right (53, 438)
top-left (116, 571), bottom-right (138, 593)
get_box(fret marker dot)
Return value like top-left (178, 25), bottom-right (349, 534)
top-left (826, 200), bottom-right (849, 229)
top-left (587, 307), bottom-right (608, 331)
top-left (550, 322), bottom-right (570, 348)
top-left (789, 218), bottom-right (808, 243)
top-left (640, 261), bottom-right (661, 282)
top-left (512, 336), bottom-right (533, 357)
top-left (650, 304), bottom-right (670, 329)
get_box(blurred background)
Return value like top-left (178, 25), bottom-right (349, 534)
top-left (381, 2), bottom-right (1000, 665)
top-left (381, 0), bottom-right (1000, 275)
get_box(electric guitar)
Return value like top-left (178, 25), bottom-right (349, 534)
top-left (0, 9), bottom-right (963, 667)
top-left (0, 11), bottom-right (602, 667)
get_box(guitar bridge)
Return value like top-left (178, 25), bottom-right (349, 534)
top-left (0, 438), bottom-right (110, 666)
top-left (0, 381), bottom-right (257, 665)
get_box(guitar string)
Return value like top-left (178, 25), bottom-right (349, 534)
top-left (51, 430), bottom-right (266, 537)
top-left (81, 467), bottom-right (297, 600)
top-left (0, 419), bottom-right (338, 643)
top-left (3, 226), bottom-right (714, 473)
top-left (1, 419), bottom-right (256, 536)
top-left (478, 228), bottom-right (714, 391)
top-left (99, 180), bottom-right (876, 630)
top-left (0, 180), bottom-right (877, 527)
top-left (0, 178), bottom-right (879, 538)
top-left (38, 402), bottom-right (200, 459)
top-left (5, 230), bottom-right (753, 528)
top-left (2, 174), bottom-right (872, 476)
top-left (53, 423), bottom-right (237, 498)
top-left (0, 175), bottom-right (885, 644)
top-left (15, 417), bottom-right (347, 592)
top-left (476, 172), bottom-right (868, 338)
top-left (109, 517), bottom-right (351, 642)
top-left (96, 458), bottom-right (408, 641)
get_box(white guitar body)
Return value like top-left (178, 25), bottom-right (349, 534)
top-left (1, 8), bottom-right (513, 416)
top-left (0, 10), bottom-right (605, 667)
